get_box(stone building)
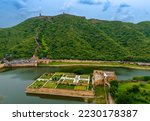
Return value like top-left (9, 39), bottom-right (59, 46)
top-left (92, 70), bottom-right (117, 86)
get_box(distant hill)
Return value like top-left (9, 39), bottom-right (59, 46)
top-left (0, 14), bottom-right (150, 62)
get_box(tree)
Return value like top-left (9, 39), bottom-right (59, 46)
top-left (116, 92), bottom-right (134, 104)
top-left (109, 80), bottom-right (119, 97)
top-left (73, 68), bottom-right (84, 75)
top-left (127, 85), bottom-right (140, 93)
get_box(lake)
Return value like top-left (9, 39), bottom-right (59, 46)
top-left (0, 66), bottom-right (150, 104)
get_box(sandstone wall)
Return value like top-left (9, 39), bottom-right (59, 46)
top-left (5, 63), bottom-right (37, 67)
top-left (0, 64), bottom-right (4, 69)
top-left (26, 88), bottom-right (94, 98)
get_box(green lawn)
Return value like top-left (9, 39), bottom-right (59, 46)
top-left (78, 80), bottom-right (88, 84)
top-left (74, 85), bottom-right (87, 91)
top-left (66, 74), bottom-right (76, 78)
top-left (52, 74), bottom-right (63, 81)
top-left (57, 84), bottom-right (75, 90)
top-left (39, 73), bottom-right (53, 79)
top-left (80, 75), bottom-right (89, 79)
top-left (39, 61), bottom-right (150, 70)
top-left (63, 79), bottom-right (74, 83)
top-left (29, 80), bottom-right (46, 89)
top-left (54, 72), bottom-right (64, 75)
top-left (95, 86), bottom-right (105, 96)
top-left (43, 81), bottom-right (57, 88)
top-left (94, 86), bottom-right (106, 104)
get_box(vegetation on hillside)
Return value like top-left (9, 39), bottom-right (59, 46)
top-left (0, 14), bottom-right (150, 61)
top-left (110, 78), bottom-right (150, 104)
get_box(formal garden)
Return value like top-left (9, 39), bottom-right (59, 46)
top-left (39, 73), bottom-right (53, 79)
top-left (29, 80), bottom-right (46, 89)
top-left (28, 72), bottom-right (91, 91)
top-left (43, 81), bottom-right (57, 88)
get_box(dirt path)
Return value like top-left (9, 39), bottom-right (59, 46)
top-left (108, 93), bottom-right (115, 104)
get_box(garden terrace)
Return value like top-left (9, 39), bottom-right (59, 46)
top-left (26, 72), bottom-right (93, 99)
top-left (62, 79), bottom-right (74, 84)
top-left (78, 80), bottom-right (89, 85)
top-left (57, 84), bottom-right (75, 90)
top-left (80, 75), bottom-right (90, 79)
top-left (39, 73), bottom-right (53, 80)
top-left (74, 85), bottom-right (88, 91)
top-left (52, 73), bottom-right (63, 81)
top-left (28, 80), bottom-right (46, 89)
top-left (43, 81), bottom-right (57, 89)
top-left (66, 74), bottom-right (76, 78)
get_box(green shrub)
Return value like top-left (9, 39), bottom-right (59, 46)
top-left (139, 83), bottom-right (145, 87)
top-left (133, 76), bottom-right (144, 81)
top-left (126, 85), bottom-right (140, 94)
top-left (110, 80), bottom-right (119, 88)
top-left (116, 92), bottom-right (135, 104)
top-left (109, 86), bottom-right (118, 97)
top-left (73, 68), bottom-right (84, 75)
top-left (133, 76), bottom-right (150, 81)
top-left (144, 76), bottom-right (150, 81)
top-left (109, 80), bottom-right (119, 97)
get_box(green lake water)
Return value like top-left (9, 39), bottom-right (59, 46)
top-left (0, 66), bottom-right (150, 104)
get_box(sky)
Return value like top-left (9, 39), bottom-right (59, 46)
top-left (0, 0), bottom-right (150, 28)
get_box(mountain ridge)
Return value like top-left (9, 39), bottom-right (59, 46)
top-left (0, 14), bottom-right (150, 62)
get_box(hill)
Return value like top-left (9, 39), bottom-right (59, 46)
top-left (0, 14), bottom-right (150, 62)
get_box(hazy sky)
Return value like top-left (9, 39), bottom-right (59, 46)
top-left (0, 0), bottom-right (150, 28)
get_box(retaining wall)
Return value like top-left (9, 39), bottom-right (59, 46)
top-left (0, 64), bottom-right (4, 69)
top-left (5, 63), bottom-right (37, 67)
top-left (26, 88), bottom-right (94, 98)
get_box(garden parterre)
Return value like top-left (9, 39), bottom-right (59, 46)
top-left (28, 72), bottom-right (91, 91)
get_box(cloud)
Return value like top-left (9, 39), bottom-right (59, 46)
top-left (144, 10), bottom-right (149, 15)
top-left (0, 0), bottom-right (42, 20)
top-left (113, 13), bottom-right (134, 22)
top-left (102, 0), bottom-right (110, 12)
top-left (120, 11), bottom-right (134, 22)
top-left (78, 0), bottom-right (102, 5)
top-left (60, 0), bottom-right (77, 13)
top-left (13, 0), bottom-right (27, 9)
top-left (117, 3), bottom-right (130, 13)
top-left (113, 3), bottom-right (134, 22)
top-left (78, 0), bottom-right (111, 12)
top-left (120, 4), bottom-right (130, 8)
top-left (1, 0), bottom-right (27, 10)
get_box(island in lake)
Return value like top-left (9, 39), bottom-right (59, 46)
top-left (25, 70), bottom-right (116, 104)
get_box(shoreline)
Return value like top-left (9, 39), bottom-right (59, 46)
top-left (1, 61), bottom-right (150, 70)
top-left (38, 63), bottom-right (150, 70)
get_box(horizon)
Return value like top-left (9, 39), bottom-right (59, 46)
top-left (0, 0), bottom-right (150, 28)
